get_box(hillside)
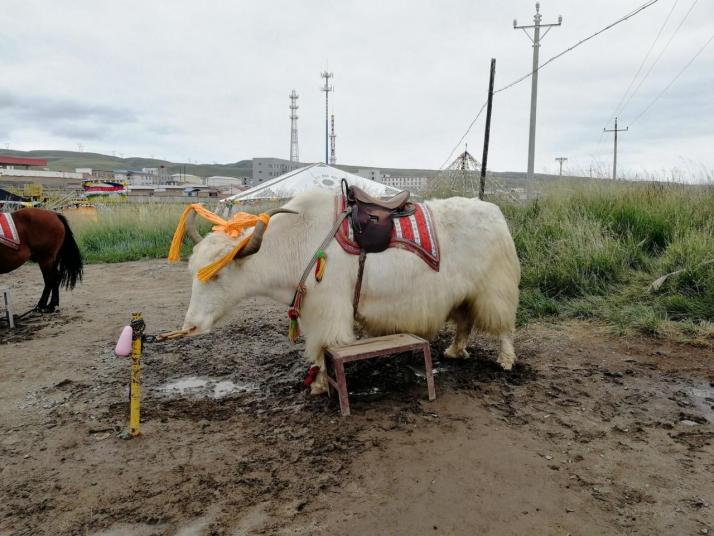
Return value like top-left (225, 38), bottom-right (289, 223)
top-left (0, 149), bottom-right (252, 178)
top-left (1, 149), bottom-right (588, 186)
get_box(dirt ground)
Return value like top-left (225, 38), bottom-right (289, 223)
top-left (1, 260), bottom-right (712, 536)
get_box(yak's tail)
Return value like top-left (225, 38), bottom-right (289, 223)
top-left (56, 213), bottom-right (84, 290)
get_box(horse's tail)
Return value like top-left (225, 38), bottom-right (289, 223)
top-left (56, 214), bottom-right (84, 290)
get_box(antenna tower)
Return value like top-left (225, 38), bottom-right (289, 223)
top-left (320, 71), bottom-right (333, 164)
top-left (329, 114), bottom-right (336, 165)
top-left (289, 90), bottom-right (299, 162)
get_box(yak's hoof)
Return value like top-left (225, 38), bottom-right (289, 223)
top-left (310, 373), bottom-right (328, 396)
top-left (497, 354), bottom-right (515, 371)
top-left (310, 383), bottom-right (328, 396)
top-left (444, 345), bottom-right (470, 359)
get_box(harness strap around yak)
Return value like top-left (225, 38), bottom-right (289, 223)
top-left (288, 209), bottom-right (350, 342)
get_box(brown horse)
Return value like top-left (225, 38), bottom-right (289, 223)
top-left (0, 208), bottom-right (83, 313)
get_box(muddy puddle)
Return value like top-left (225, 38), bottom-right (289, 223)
top-left (156, 376), bottom-right (258, 399)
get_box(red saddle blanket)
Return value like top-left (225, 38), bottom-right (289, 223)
top-left (0, 213), bottom-right (20, 250)
top-left (335, 195), bottom-right (440, 271)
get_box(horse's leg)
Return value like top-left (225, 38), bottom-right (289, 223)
top-left (36, 261), bottom-right (57, 312)
top-left (47, 267), bottom-right (61, 312)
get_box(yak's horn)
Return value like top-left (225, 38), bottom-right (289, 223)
top-left (234, 208), bottom-right (299, 259)
top-left (185, 211), bottom-right (203, 245)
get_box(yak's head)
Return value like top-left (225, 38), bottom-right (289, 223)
top-left (176, 207), bottom-right (298, 337)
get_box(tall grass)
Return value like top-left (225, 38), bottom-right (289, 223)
top-left (67, 202), bottom-right (274, 263)
top-left (500, 181), bottom-right (714, 340)
top-left (67, 204), bottom-right (205, 263)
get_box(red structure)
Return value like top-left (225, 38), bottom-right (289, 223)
top-left (0, 156), bottom-right (48, 169)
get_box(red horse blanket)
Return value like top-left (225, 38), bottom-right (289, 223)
top-left (0, 213), bottom-right (20, 250)
top-left (335, 195), bottom-right (440, 271)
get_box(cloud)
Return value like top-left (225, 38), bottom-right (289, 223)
top-left (0, 90), bottom-right (139, 139)
top-left (0, 0), bottom-right (712, 175)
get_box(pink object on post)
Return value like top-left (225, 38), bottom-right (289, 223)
top-left (114, 326), bottom-right (133, 357)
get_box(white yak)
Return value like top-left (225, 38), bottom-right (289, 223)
top-left (179, 191), bottom-right (520, 395)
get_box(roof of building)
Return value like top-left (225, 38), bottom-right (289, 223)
top-left (0, 156), bottom-right (48, 167)
top-left (223, 163), bottom-right (402, 202)
top-left (0, 187), bottom-right (29, 202)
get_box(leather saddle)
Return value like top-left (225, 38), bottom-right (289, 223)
top-left (345, 183), bottom-right (413, 253)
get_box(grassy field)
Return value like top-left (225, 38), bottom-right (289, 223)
top-left (501, 181), bottom-right (714, 341)
top-left (65, 182), bottom-right (714, 341)
top-left (67, 203), bottom-right (213, 264)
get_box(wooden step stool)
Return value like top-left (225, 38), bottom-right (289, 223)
top-left (324, 333), bottom-right (436, 416)
top-left (1, 286), bottom-right (15, 329)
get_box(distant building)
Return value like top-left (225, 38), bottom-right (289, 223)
top-left (353, 168), bottom-right (427, 193)
top-left (127, 184), bottom-right (221, 202)
top-left (0, 156), bottom-right (48, 170)
top-left (113, 166), bottom-right (170, 185)
top-left (0, 156), bottom-right (83, 182)
top-left (170, 173), bottom-right (202, 185)
top-left (205, 175), bottom-right (248, 187)
top-left (251, 157), bottom-right (304, 186)
top-left (379, 175), bottom-right (429, 193)
top-left (355, 168), bottom-right (385, 182)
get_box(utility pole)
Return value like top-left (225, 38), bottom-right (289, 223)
top-left (289, 90), bottom-right (300, 162)
top-left (555, 156), bottom-right (567, 176)
top-left (514, 2), bottom-right (562, 185)
top-left (479, 58), bottom-right (496, 201)
top-left (320, 71), bottom-right (333, 164)
top-left (603, 117), bottom-right (628, 180)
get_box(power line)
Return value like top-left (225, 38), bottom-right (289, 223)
top-left (608, 0), bottom-right (680, 125)
top-left (596, 0), bottom-right (678, 150)
top-left (495, 0), bottom-right (660, 95)
top-left (619, 0), bottom-right (699, 119)
top-left (439, 0), bottom-right (660, 169)
top-left (439, 102), bottom-right (486, 170)
top-left (629, 33), bottom-right (713, 126)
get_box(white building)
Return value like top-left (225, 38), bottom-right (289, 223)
top-left (354, 168), bottom-right (385, 182)
top-left (354, 167), bottom-right (428, 193)
top-left (251, 157), bottom-right (304, 186)
top-left (379, 175), bottom-right (429, 193)
top-left (170, 173), bottom-right (202, 185)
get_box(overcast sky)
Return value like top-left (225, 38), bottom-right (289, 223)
top-left (1, 0), bottom-right (712, 179)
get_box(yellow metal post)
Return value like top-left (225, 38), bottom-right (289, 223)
top-left (128, 312), bottom-right (144, 437)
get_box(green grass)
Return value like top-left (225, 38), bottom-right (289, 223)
top-left (67, 204), bottom-right (206, 263)
top-left (67, 202), bottom-right (276, 263)
top-left (66, 181), bottom-right (714, 341)
top-left (499, 181), bottom-right (714, 341)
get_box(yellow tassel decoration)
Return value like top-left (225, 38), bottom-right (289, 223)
top-left (167, 204), bottom-right (270, 281)
top-left (167, 204), bottom-right (196, 262)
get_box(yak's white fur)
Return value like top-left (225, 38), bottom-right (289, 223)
top-left (183, 191), bottom-right (521, 394)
